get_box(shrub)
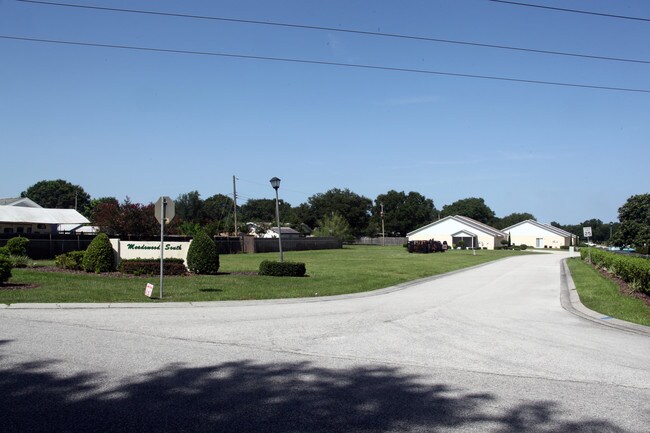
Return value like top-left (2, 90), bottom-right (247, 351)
top-left (520, 244), bottom-right (528, 250)
top-left (0, 256), bottom-right (11, 283)
top-left (582, 248), bottom-right (650, 294)
top-left (0, 246), bottom-right (10, 258)
top-left (186, 230), bottom-right (219, 275)
top-left (82, 233), bottom-right (115, 273)
top-left (55, 251), bottom-right (86, 270)
top-left (6, 236), bottom-right (29, 256)
top-left (119, 258), bottom-right (187, 276)
top-left (259, 260), bottom-right (306, 277)
top-left (10, 255), bottom-right (30, 268)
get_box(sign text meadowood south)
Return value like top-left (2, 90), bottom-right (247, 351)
top-left (127, 243), bottom-right (183, 251)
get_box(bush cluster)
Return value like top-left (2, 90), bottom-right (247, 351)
top-left (118, 258), bottom-right (187, 276)
top-left (82, 233), bottom-right (115, 273)
top-left (55, 251), bottom-right (86, 270)
top-left (9, 255), bottom-right (30, 268)
top-left (636, 246), bottom-right (649, 255)
top-left (258, 260), bottom-right (306, 277)
top-left (0, 255), bottom-right (11, 283)
top-left (582, 248), bottom-right (650, 295)
top-left (6, 237), bottom-right (29, 256)
top-left (407, 240), bottom-right (446, 254)
top-left (186, 230), bottom-right (220, 275)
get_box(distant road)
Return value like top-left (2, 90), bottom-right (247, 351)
top-left (2, 252), bottom-right (648, 432)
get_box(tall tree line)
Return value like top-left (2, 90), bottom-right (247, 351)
top-left (17, 180), bottom-right (648, 248)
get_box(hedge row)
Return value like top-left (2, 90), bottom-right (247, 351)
top-left (118, 258), bottom-right (187, 276)
top-left (582, 248), bottom-right (650, 294)
top-left (258, 260), bottom-right (306, 277)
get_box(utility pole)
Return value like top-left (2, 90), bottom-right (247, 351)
top-left (233, 175), bottom-right (238, 236)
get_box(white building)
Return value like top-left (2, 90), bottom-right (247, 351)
top-left (407, 215), bottom-right (507, 250)
top-left (0, 198), bottom-right (89, 234)
top-left (502, 219), bottom-right (578, 249)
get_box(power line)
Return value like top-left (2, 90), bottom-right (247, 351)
top-left (2, 35), bottom-right (648, 93)
top-left (489, 0), bottom-right (650, 22)
top-left (16, 0), bottom-right (650, 65)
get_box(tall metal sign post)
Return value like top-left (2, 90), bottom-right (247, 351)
top-left (155, 196), bottom-right (175, 299)
top-left (583, 226), bottom-right (592, 264)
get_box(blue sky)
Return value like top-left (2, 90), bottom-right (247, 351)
top-left (1, 0), bottom-right (648, 224)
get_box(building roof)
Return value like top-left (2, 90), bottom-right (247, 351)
top-left (407, 215), bottom-right (506, 238)
top-left (271, 227), bottom-right (300, 235)
top-left (502, 219), bottom-right (577, 238)
top-left (0, 197), bottom-right (42, 208)
top-left (58, 223), bottom-right (99, 234)
top-left (0, 206), bottom-right (89, 224)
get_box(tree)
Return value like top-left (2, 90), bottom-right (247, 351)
top-left (372, 190), bottom-right (436, 236)
top-left (440, 197), bottom-right (495, 224)
top-left (312, 212), bottom-right (353, 243)
top-left (175, 191), bottom-right (205, 224)
top-left (307, 188), bottom-right (372, 237)
top-left (117, 199), bottom-right (158, 236)
top-left (551, 219), bottom-right (618, 244)
top-left (90, 197), bottom-right (158, 236)
top-left (289, 203), bottom-right (315, 235)
top-left (240, 199), bottom-right (292, 223)
top-left (90, 198), bottom-right (120, 235)
top-left (203, 194), bottom-right (235, 221)
top-left (614, 194), bottom-right (650, 247)
top-left (21, 179), bottom-right (91, 214)
top-left (493, 212), bottom-right (535, 230)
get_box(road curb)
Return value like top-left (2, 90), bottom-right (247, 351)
top-left (560, 258), bottom-right (650, 336)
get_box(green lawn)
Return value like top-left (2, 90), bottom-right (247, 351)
top-left (566, 257), bottom-right (650, 326)
top-left (2, 246), bottom-right (527, 304)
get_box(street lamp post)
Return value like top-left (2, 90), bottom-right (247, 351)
top-left (380, 203), bottom-right (385, 247)
top-left (270, 177), bottom-right (284, 263)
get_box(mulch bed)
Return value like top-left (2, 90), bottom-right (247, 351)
top-left (595, 266), bottom-right (650, 308)
top-left (0, 282), bottom-right (40, 291)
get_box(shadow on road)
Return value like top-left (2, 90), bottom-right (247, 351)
top-left (1, 354), bottom-right (627, 432)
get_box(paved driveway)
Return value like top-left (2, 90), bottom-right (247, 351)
top-left (1, 252), bottom-right (648, 432)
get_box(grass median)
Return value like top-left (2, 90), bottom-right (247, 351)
top-left (566, 257), bottom-right (650, 326)
top-left (2, 246), bottom-right (527, 304)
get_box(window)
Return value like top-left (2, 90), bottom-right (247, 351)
top-left (3, 228), bottom-right (13, 234)
top-left (37, 224), bottom-right (47, 229)
top-left (16, 227), bottom-right (24, 233)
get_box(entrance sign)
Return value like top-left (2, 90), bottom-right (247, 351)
top-left (145, 283), bottom-right (154, 298)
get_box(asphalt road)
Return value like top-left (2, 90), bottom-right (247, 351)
top-left (1, 252), bottom-right (648, 432)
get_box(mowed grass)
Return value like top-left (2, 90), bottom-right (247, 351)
top-left (2, 246), bottom-right (528, 304)
top-left (566, 257), bottom-right (650, 326)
